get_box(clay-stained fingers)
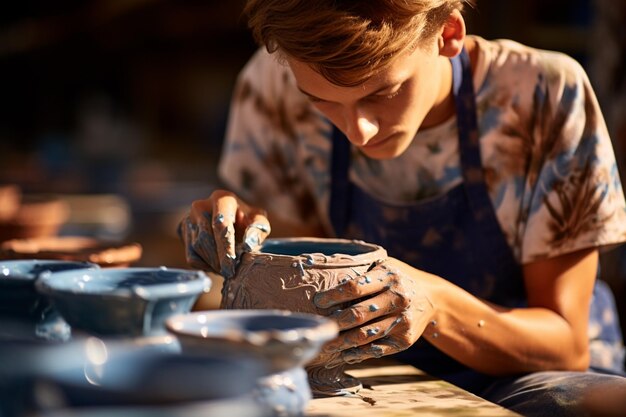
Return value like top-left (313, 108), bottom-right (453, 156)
top-left (323, 315), bottom-right (415, 368)
top-left (329, 289), bottom-right (411, 331)
top-left (241, 209), bottom-right (271, 252)
top-left (313, 263), bottom-right (401, 309)
top-left (179, 211), bottom-right (221, 273)
top-left (209, 193), bottom-right (240, 278)
top-left (183, 191), bottom-right (240, 278)
top-left (180, 190), bottom-right (271, 278)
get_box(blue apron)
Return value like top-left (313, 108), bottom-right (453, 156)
top-left (329, 48), bottom-right (624, 392)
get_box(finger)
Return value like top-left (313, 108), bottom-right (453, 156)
top-left (324, 317), bottom-right (414, 369)
top-left (323, 337), bottom-right (407, 369)
top-left (341, 336), bottom-right (411, 365)
top-left (242, 210), bottom-right (271, 252)
top-left (180, 214), bottom-right (222, 272)
top-left (211, 195), bottom-right (239, 278)
top-left (323, 314), bottom-right (406, 353)
top-left (313, 265), bottom-right (399, 309)
top-left (329, 289), bottom-right (410, 331)
top-left (179, 216), bottom-right (212, 271)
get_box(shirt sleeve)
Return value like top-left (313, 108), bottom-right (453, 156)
top-left (520, 51), bottom-right (626, 263)
top-left (217, 48), bottom-right (326, 227)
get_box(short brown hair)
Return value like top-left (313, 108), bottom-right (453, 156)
top-left (244, 0), bottom-right (474, 86)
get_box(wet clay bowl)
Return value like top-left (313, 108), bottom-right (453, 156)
top-left (221, 237), bottom-right (387, 397)
top-left (0, 336), bottom-right (270, 417)
top-left (0, 259), bottom-right (99, 318)
top-left (166, 309), bottom-right (338, 415)
top-left (0, 236), bottom-right (143, 267)
top-left (35, 267), bottom-right (211, 337)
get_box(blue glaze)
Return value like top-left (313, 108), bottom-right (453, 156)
top-left (0, 337), bottom-right (268, 416)
top-left (366, 328), bottom-right (379, 337)
top-left (36, 268), bottom-right (211, 337)
top-left (167, 310), bottom-right (336, 372)
top-left (36, 267), bottom-right (209, 299)
top-left (260, 240), bottom-right (378, 257)
top-left (0, 260), bottom-right (98, 319)
top-left (167, 309), bottom-right (338, 416)
top-left (0, 311), bottom-right (71, 342)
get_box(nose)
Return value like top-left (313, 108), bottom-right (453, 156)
top-left (344, 109), bottom-right (379, 146)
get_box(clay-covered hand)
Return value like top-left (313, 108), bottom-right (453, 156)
top-left (178, 189), bottom-right (270, 278)
top-left (313, 258), bottom-right (435, 367)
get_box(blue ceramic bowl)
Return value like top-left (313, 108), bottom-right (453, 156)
top-left (167, 309), bottom-right (338, 416)
top-left (166, 309), bottom-right (338, 373)
top-left (0, 336), bottom-right (270, 417)
top-left (0, 259), bottom-right (99, 318)
top-left (35, 267), bottom-right (211, 336)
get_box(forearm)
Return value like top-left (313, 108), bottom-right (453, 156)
top-left (423, 278), bottom-right (589, 374)
top-left (385, 252), bottom-right (594, 375)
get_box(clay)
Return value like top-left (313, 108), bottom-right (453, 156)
top-left (222, 237), bottom-right (387, 397)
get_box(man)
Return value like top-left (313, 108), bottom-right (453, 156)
top-left (180, 1), bottom-right (626, 415)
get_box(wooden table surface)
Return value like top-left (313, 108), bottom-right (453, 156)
top-left (306, 360), bottom-right (521, 417)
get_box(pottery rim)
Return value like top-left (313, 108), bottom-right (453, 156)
top-left (166, 309), bottom-right (339, 347)
top-left (34, 267), bottom-right (211, 300)
top-left (0, 259), bottom-right (99, 282)
top-left (249, 238), bottom-right (387, 269)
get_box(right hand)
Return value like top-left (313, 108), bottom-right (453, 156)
top-left (178, 189), bottom-right (271, 278)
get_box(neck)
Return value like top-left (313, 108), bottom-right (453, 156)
top-left (420, 57), bottom-right (455, 129)
top-left (420, 37), bottom-right (477, 130)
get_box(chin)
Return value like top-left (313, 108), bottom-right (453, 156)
top-left (360, 135), bottom-right (410, 160)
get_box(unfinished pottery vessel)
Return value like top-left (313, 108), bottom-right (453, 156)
top-left (222, 238), bottom-right (387, 396)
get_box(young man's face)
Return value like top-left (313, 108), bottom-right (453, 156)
top-left (287, 39), bottom-right (453, 160)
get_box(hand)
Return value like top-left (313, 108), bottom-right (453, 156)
top-left (178, 189), bottom-right (270, 278)
top-left (313, 258), bottom-right (435, 367)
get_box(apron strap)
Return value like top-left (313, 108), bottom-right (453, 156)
top-left (329, 125), bottom-right (351, 237)
top-left (451, 48), bottom-right (494, 215)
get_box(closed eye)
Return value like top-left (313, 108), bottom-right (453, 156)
top-left (306, 95), bottom-right (325, 103)
top-left (372, 86), bottom-right (403, 101)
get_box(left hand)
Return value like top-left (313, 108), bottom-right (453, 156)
top-left (313, 258), bottom-right (436, 367)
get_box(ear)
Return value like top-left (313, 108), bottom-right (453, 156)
top-left (438, 9), bottom-right (466, 58)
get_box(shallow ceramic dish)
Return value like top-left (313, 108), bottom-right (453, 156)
top-left (166, 309), bottom-right (338, 416)
top-left (0, 259), bottom-right (98, 318)
top-left (35, 267), bottom-right (211, 336)
top-left (0, 336), bottom-right (269, 417)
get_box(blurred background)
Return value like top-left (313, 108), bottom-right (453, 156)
top-left (0, 0), bottom-right (625, 319)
